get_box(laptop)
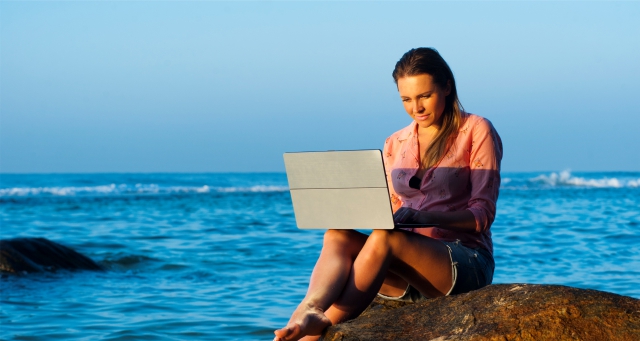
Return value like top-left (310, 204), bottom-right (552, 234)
top-left (283, 150), bottom-right (431, 229)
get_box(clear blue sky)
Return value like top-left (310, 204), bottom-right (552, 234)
top-left (1, 1), bottom-right (639, 173)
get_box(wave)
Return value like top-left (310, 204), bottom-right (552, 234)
top-left (2, 171), bottom-right (636, 197)
top-left (502, 170), bottom-right (640, 189)
top-left (0, 184), bottom-right (290, 198)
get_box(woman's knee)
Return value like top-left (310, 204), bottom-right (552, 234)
top-left (359, 230), bottom-right (399, 260)
top-left (367, 229), bottom-right (404, 250)
top-left (323, 229), bottom-right (364, 251)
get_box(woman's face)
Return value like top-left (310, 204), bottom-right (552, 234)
top-left (397, 74), bottom-right (450, 131)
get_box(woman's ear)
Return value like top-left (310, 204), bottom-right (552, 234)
top-left (444, 80), bottom-right (452, 96)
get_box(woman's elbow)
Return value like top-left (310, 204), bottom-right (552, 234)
top-left (467, 207), bottom-right (495, 233)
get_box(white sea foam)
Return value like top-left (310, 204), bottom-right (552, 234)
top-left (217, 185), bottom-right (289, 193)
top-left (628, 179), bottom-right (640, 188)
top-left (0, 184), bottom-right (289, 197)
top-left (529, 170), bottom-right (639, 188)
top-left (0, 184), bottom-right (121, 197)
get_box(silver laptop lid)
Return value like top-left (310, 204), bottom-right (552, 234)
top-left (283, 150), bottom-right (395, 229)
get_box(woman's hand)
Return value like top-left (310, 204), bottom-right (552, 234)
top-left (393, 207), bottom-right (432, 225)
top-left (395, 208), bottom-right (478, 233)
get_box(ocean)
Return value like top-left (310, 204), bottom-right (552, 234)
top-left (1, 171), bottom-right (639, 340)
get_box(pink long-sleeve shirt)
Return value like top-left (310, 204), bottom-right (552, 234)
top-left (383, 113), bottom-right (502, 254)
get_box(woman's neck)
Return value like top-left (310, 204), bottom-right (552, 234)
top-left (418, 125), bottom-right (439, 138)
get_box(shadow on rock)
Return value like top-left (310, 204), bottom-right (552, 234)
top-left (323, 283), bottom-right (640, 341)
top-left (0, 237), bottom-right (103, 274)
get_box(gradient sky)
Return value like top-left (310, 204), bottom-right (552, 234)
top-left (1, 1), bottom-right (639, 173)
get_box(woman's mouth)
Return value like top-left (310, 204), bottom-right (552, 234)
top-left (415, 114), bottom-right (430, 121)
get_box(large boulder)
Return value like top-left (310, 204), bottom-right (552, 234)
top-left (322, 284), bottom-right (640, 341)
top-left (0, 237), bottom-right (103, 274)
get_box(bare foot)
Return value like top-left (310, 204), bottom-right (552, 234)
top-left (273, 303), bottom-right (331, 341)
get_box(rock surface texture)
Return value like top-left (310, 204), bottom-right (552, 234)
top-left (322, 284), bottom-right (640, 341)
top-left (0, 237), bottom-right (103, 274)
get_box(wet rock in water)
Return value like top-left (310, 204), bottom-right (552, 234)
top-left (322, 284), bottom-right (640, 341)
top-left (0, 237), bottom-right (103, 274)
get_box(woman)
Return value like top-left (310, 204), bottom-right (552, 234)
top-left (274, 47), bottom-right (502, 341)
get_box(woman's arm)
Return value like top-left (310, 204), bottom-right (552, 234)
top-left (393, 207), bottom-right (477, 233)
top-left (465, 117), bottom-right (503, 233)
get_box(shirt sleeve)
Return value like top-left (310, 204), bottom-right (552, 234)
top-left (383, 137), bottom-right (403, 213)
top-left (466, 118), bottom-right (503, 233)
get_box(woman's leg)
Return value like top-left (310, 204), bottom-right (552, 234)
top-left (378, 270), bottom-right (412, 297)
top-left (274, 229), bottom-right (369, 341)
top-left (275, 229), bottom-right (453, 341)
top-left (323, 229), bottom-right (452, 324)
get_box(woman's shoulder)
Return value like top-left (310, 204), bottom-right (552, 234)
top-left (461, 113), bottom-right (498, 135)
top-left (460, 112), bottom-right (503, 155)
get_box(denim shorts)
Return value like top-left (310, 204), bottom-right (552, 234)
top-left (378, 239), bottom-right (495, 302)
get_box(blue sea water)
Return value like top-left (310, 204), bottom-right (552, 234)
top-left (1, 171), bottom-right (639, 340)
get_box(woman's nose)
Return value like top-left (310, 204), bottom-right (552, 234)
top-left (413, 102), bottom-right (424, 113)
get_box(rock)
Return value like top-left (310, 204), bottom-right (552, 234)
top-left (0, 237), bottom-right (103, 274)
top-left (322, 284), bottom-right (640, 341)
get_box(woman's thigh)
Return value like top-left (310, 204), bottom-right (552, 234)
top-left (326, 229), bottom-right (455, 298)
top-left (366, 229), bottom-right (453, 298)
top-left (322, 229), bottom-right (369, 258)
top-left (380, 239), bottom-right (495, 302)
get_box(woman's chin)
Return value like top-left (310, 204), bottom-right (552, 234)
top-left (415, 120), bottom-right (437, 130)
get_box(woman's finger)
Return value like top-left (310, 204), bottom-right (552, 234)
top-left (393, 207), bottom-right (413, 223)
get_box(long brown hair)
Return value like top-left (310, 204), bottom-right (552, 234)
top-left (392, 47), bottom-right (464, 168)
